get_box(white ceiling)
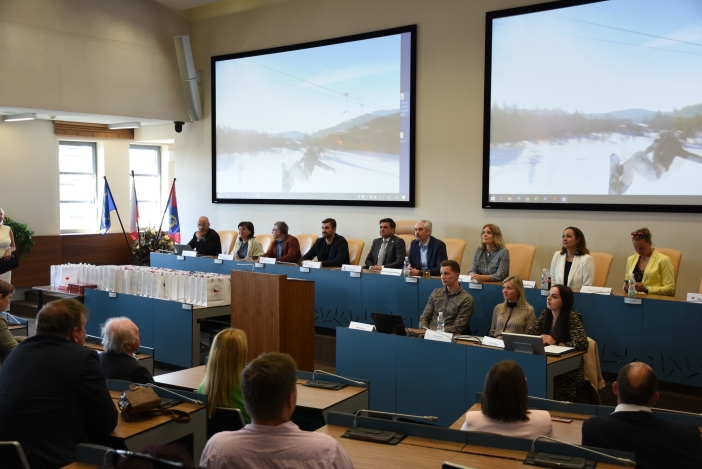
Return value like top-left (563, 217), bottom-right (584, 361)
top-left (0, 106), bottom-right (173, 127)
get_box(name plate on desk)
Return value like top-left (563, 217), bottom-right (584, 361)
top-left (459, 275), bottom-right (477, 283)
top-left (624, 297), bottom-right (642, 305)
top-left (405, 276), bottom-right (417, 283)
top-left (259, 257), bottom-right (276, 265)
top-left (541, 290), bottom-right (549, 296)
top-left (522, 281), bottom-right (536, 289)
top-left (214, 259), bottom-right (223, 264)
top-left (381, 268), bottom-right (402, 276)
top-left (424, 330), bottom-right (453, 342)
top-left (349, 321), bottom-right (374, 331)
top-left (300, 267), bottom-right (310, 273)
top-left (255, 263), bottom-right (264, 268)
top-left (182, 250), bottom-right (197, 258)
top-left (580, 286), bottom-right (612, 295)
top-left (341, 264), bottom-right (362, 273)
top-left (302, 260), bottom-right (321, 269)
top-left (182, 303), bottom-right (192, 310)
top-left (686, 293), bottom-right (702, 303)
top-left (108, 292), bottom-right (117, 298)
top-left (218, 254), bottom-right (233, 261)
top-left (468, 283), bottom-right (483, 290)
top-left (176, 255), bottom-right (185, 261)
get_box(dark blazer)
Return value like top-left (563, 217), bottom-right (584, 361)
top-left (100, 350), bottom-right (154, 384)
top-left (187, 228), bottom-right (222, 256)
top-left (0, 335), bottom-right (118, 469)
top-left (408, 236), bottom-right (448, 276)
top-left (582, 411), bottom-right (702, 469)
top-left (364, 235), bottom-right (406, 269)
top-left (301, 234), bottom-right (350, 267)
top-left (263, 235), bottom-right (301, 263)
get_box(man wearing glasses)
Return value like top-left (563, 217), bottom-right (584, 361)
top-left (187, 216), bottom-right (222, 257)
top-left (262, 221), bottom-right (301, 263)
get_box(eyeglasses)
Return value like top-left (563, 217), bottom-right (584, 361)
top-left (631, 230), bottom-right (648, 239)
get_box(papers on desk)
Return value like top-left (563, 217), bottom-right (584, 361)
top-left (687, 293), bottom-right (702, 303)
top-left (481, 336), bottom-right (504, 348)
top-left (424, 330), bottom-right (453, 342)
top-left (544, 345), bottom-right (576, 356)
top-left (349, 321), bottom-right (374, 331)
top-left (522, 281), bottom-right (536, 289)
top-left (580, 286), bottom-right (612, 295)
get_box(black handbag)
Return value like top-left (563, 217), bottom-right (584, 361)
top-left (0, 253), bottom-right (18, 275)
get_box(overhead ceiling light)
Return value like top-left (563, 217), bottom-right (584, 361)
top-left (3, 113), bottom-right (37, 122)
top-left (108, 122), bottom-right (141, 129)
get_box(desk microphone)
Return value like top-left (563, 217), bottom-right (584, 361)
top-left (311, 369), bottom-right (366, 386)
top-left (141, 383), bottom-right (204, 405)
top-left (527, 395), bottom-right (574, 406)
top-left (651, 407), bottom-right (702, 416)
top-left (236, 263), bottom-right (255, 272)
top-left (353, 409), bottom-right (438, 428)
top-left (528, 436), bottom-right (636, 467)
top-left (343, 409), bottom-right (438, 444)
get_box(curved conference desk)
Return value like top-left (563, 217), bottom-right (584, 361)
top-left (150, 253), bottom-right (702, 391)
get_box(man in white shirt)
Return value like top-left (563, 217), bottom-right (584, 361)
top-left (200, 352), bottom-right (355, 469)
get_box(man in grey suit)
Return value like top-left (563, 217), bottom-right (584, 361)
top-left (364, 218), bottom-right (407, 271)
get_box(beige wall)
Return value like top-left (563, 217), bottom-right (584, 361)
top-left (0, 0), bottom-right (699, 294)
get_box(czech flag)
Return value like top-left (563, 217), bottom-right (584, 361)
top-left (167, 182), bottom-right (180, 243)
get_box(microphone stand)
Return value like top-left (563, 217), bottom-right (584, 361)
top-left (305, 370), bottom-right (367, 390)
top-left (343, 409), bottom-right (439, 444)
top-left (528, 435), bottom-right (636, 467)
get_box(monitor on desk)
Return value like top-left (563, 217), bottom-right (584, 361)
top-left (503, 333), bottom-right (574, 356)
top-left (174, 244), bottom-right (193, 255)
top-left (371, 312), bottom-right (406, 336)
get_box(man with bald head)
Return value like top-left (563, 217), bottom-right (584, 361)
top-left (187, 216), bottom-right (222, 256)
top-left (99, 317), bottom-right (154, 384)
top-left (582, 362), bottom-right (702, 469)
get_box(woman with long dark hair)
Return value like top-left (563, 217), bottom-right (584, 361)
top-left (550, 226), bottom-right (594, 288)
top-left (525, 284), bottom-right (588, 401)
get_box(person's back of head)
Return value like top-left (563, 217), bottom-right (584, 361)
top-left (101, 317), bottom-right (137, 354)
top-left (481, 360), bottom-right (529, 422)
top-left (36, 299), bottom-right (88, 343)
top-left (241, 352), bottom-right (297, 423)
top-left (202, 328), bottom-right (248, 418)
top-left (615, 362), bottom-right (659, 407)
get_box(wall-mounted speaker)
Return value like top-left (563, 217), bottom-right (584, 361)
top-left (174, 35), bottom-right (203, 122)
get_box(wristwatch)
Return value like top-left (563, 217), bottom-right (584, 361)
top-left (644, 286), bottom-right (649, 294)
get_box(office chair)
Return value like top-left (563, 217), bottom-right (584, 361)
top-left (0, 441), bottom-right (31, 469)
top-left (208, 407), bottom-right (246, 438)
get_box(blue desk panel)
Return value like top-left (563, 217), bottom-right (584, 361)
top-left (85, 289), bottom-right (154, 349)
top-left (360, 274), bottom-right (419, 327)
top-left (152, 299), bottom-right (193, 368)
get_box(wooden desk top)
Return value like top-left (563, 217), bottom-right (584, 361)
top-left (32, 285), bottom-right (84, 297)
top-left (154, 365), bottom-right (368, 410)
top-left (449, 403), bottom-right (590, 445)
top-left (108, 390), bottom-right (204, 439)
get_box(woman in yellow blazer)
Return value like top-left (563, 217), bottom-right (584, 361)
top-left (624, 228), bottom-right (675, 296)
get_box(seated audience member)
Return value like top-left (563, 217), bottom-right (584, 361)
top-left (488, 276), bottom-right (535, 339)
top-left (263, 221), bottom-right (301, 263)
top-left (100, 317), bottom-right (154, 384)
top-left (0, 280), bottom-right (25, 368)
top-left (364, 218), bottom-right (406, 271)
top-left (112, 444), bottom-right (196, 469)
top-left (0, 299), bottom-right (117, 469)
top-left (200, 352), bottom-right (355, 469)
top-left (525, 285), bottom-right (588, 402)
top-left (198, 328), bottom-right (250, 424)
top-left (419, 260), bottom-right (474, 334)
top-left (232, 221), bottom-right (265, 260)
top-left (462, 360), bottom-right (552, 439)
top-left (300, 218), bottom-right (350, 267)
top-left (624, 227), bottom-right (675, 296)
top-left (468, 224), bottom-right (510, 282)
top-left (187, 216), bottom-right (222, 256)
top-left (582, 362), bottom-right (702, 469)
top-left (550, 226), bottom-right (595, 288)
top-left (408, 220), bottom-right (448, 276)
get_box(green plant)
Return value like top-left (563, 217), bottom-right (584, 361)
top-left (4, 216), bottom-right (35, 260)
top-left (132, 227), bottom-right (175, 266)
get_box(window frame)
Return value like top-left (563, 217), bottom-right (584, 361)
top-left (59, 140), bottom-right (98, 234)
top-left (129, 144), bottom-right (162, 229)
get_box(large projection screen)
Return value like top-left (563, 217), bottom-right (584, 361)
top-left (483, 0), bottom-right (702, 213)
top-left (212, 25), bottom-right (416, 207)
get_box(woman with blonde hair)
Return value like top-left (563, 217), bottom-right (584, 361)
top-left (624, 228), bottom-right (674, 296)
top-left (488, 276), bottom-right (535, 339)
top-left (197, 328), bottom-right (250, 423)
top-left (468, 224), bottom-right (510, 283)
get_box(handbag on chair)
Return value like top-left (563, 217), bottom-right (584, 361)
top-left (118, 384), bottom-right (191, 423)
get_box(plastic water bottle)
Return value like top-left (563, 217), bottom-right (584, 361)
top-left (403, 257), bottom-right (410, 277)
top-left (542, 269), bottom-right (549, 291)
top-left (628, 273), bottom-right (637, 298)
top-left (548, 271), bottom-right (552, 289)
top-left (437, 312), bottom-right (445, 332)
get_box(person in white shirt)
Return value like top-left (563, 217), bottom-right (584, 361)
top-left (550, 226), bottom-right (595, 288)
top-left (462, 360), bottom-right (553, 439)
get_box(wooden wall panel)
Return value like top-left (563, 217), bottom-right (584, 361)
top-left (10, 233), bottom-right (134, 288)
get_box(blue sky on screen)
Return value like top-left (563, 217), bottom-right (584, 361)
top-left (216, 34), bottom-right (401, 134)
top-left (491, 0), bottom-right (702, 114)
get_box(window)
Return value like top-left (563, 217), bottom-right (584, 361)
top-left (129, 145), bottom-right (161, 229)
top-left (59, 141), bottom-right (97, 233)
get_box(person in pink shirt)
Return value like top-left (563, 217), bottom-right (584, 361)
top-left (200, 352), bottom-right (355, 469)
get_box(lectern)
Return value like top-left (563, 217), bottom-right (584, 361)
top-left (230, 270), bottom-right (315, 371)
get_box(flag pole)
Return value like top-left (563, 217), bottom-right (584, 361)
top-left (154, 178), bottom-right (176, 249)
top-left (131, 170), bottom-right (143, 265)
top-left (104, 177), bottom-right (137, 265)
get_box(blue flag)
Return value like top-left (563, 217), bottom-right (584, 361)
top-left (167, 181), bottom-right (180, 243)
top-left (100, 179), bottom-right (117, 235)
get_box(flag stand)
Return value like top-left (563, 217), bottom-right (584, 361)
top-left (154, 178), bottom-right (177, 250)
top-left (131, 170), bottom-right (143, 266)
top-left (103, 176), bottom-right (138, 265)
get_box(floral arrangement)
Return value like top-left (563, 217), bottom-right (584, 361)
top-left (132, 227), bottom-right (175, 266)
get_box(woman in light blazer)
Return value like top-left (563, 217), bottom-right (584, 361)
top-left (232, 221), bottom-right (265, 260)
top-left (550, 226), bottom-right (594, 288)
top-left (624, 228), bottom-right (675, 296)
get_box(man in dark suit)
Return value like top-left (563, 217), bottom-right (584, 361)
top-left (301, 218), bottom-right (349, 267)
top-left (100, 317), bottom-right (154, 384)
top-left (263, 221), bottom-right (301, 263)
top-left (582, 362), bottom-right (702, 469)
top-left (187, 216), bottom-right (222, 256)
top-left (364, 218), bottom-right (406, 271)
top-left (0, 299), bottom-right (118, 469)
top-left (408, 219), bottom-right (448, 276)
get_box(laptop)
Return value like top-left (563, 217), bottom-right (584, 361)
top-left (502, 333), bottom-right (574, 356)
top-left (371, 312), bottom-right (407, 336)
top-left (174, 244), bottom-right (194, 255)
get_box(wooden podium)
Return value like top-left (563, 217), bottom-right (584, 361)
top-left (230, 270), bottom-right (315, 371)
